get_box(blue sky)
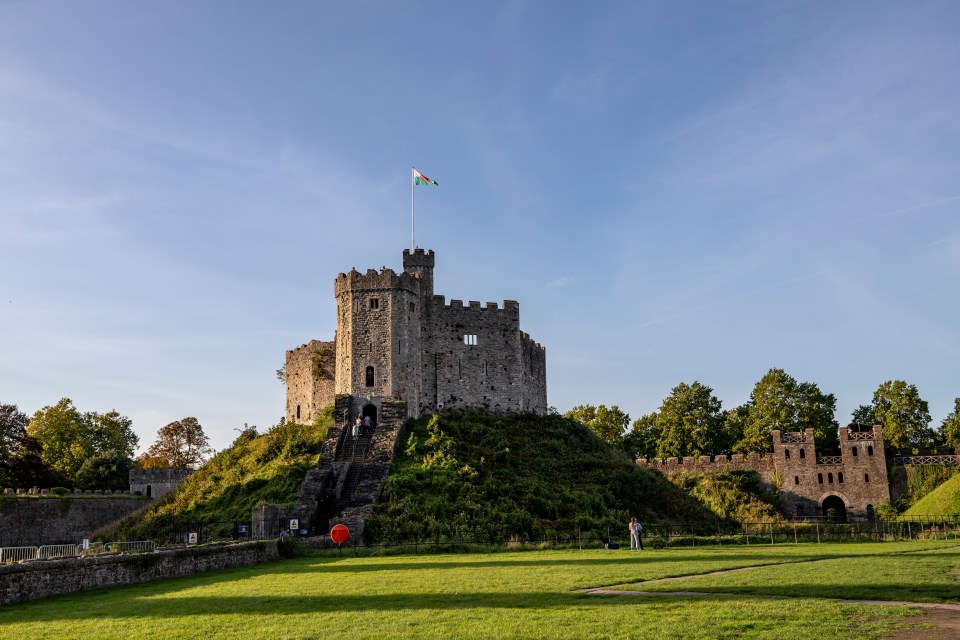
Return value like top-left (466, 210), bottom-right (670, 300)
top-left (1, 1), bottom-right (958, 452)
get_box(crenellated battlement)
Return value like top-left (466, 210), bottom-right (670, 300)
top-left (521, 331), bottom-right (545, 351)
top-left (638, 452), bottom-right (772, 475)
top-left (334, 267), bottom-right (421, 296)
top-left (430, 296), bottom-right (521, 316)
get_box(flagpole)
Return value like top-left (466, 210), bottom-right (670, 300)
top-left (411, 166), bottom-right (415, 251)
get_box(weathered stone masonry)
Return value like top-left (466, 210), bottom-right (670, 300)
top-left (268, 249), bottom-right (548, 540)
top-left (0, 540), bottom-right (279, 606)
top-left (639, 425), bottom-right (892, 521)
top-left (287, 248), bottom-right (547, 424)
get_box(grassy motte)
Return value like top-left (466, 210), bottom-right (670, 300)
top-left (102, 409), bottom-right (333, 541)
top-left (366, 411), bottom-right (723, 544)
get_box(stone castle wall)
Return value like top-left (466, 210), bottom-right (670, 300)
top-left (129, 468), bottom-right (193, 500)
top-left (293, 248), bottom-right (547, 422)
top-left (0, 540), bottom-right (279, 606)
top-left (0, 496), bottom-right (149, 546)
top-left (286, 340), bottom-right (336, 425)
top-left (640, 426), bottom-right (891, 521)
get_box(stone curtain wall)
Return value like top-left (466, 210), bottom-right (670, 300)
top-left (285, 340), bottom-right (336, 425)
top-left (520, 332), bottom-right (548, 413)
top-left (0, 540), bottom-right (279, 606)
top-left (129, 468), bottom-right (193, 500)
top-left (0, 496), bottom-right (149, 546)
top-left (428, 298), bottom-right (536, 414)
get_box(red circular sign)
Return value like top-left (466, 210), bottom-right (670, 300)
top-left (330, 524), bottom-right (350, 544)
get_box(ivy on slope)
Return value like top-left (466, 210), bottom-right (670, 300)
top-left (366, 411), bottom-right (720, 544)
top-left (903, 470), bottom-right (960, 517)
top-left (103, 408), bottom-right (333, 541)
top-left (668, 470), bottom-right (783, 522)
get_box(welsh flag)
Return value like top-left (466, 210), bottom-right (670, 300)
top-left (413, 169), bottom-right (438, 186)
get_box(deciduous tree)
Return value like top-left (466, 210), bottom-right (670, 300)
top-left (565, 405), bottom-right (631, 445)
top-left (866, 380), bottom-right (933, 449)
top-left (1, 403), bottom-right (59, 487)
top-left (26, 399), bottom-right (139, 486)
top-left (653, 382), bottom-right (725, 458)
top-left (942, 398), bottom-right (960, 447)
top-left (735, 369), bottom-right (838, 453)
top-left (140, 417), bottom-right (212, 469)
top-left (622, 413), bottom-right (660, 459)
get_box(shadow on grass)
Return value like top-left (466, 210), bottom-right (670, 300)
top-left (619, 582), bottom-right (960, 604)
top-left (0, 590), bottom-right (897, 625)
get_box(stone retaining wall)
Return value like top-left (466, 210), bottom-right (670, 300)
top-left (0, 496), bottom-right (149, 546)
top-left (0, 540), bottom-right (279, 606)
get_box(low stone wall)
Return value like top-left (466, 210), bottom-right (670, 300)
top-left (0, 540), bottom-right (279, 606)
top-left (0, 496), bottom-right (149, 546)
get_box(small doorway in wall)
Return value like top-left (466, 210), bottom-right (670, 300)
top-left (362, 404), bottom-right (378, 430)
top-left (822, 495), bottom-right (847, 523)
top-left (146, 485), bottom-right (152, 498)
top-left (866, 504), bottom-right (875, 522)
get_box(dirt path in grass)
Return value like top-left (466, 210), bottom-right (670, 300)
top-left (579, 560), bottom-right (960, 639)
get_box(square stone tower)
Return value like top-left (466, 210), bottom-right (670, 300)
top-left (288, 248), bottom-right (546, 426)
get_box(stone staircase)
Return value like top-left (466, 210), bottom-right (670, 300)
top-left (252, 397), bottom-right (408, 542)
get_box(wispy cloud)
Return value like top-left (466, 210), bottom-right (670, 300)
top-left (547, 276), bottom-right (573, 289)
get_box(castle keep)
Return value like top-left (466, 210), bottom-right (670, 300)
top-left (264, 249), bottom-right (546, 539)
top-left (286, 248), bottom-right (547, 426)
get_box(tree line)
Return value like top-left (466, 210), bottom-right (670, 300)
top-left (566, 368), bottom-right (960, 460)
top-left (0, 398), bottom-right (214, 490)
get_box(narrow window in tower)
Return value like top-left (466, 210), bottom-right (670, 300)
top-left (794, 476), bottom-right (799, 485)
top-left (865, 473), bottom-right (870, 483)
top-left (852, 446), bottom-right (858, 456)
top-left (828, 473), bottom-right (834, 484)
top-left (296, 405), bottom-right (301, 420)
top-left (409, 302), bottom-right (415, 312)
top-left (464, 334), bottom-right (477, 346)
top-left (838, 472), bottom-right (844, 484)
top-left (785, 449), bottom-right (791, 459)
top-left (484, 361), bottom-right (488, 377)
top-left (458, 358), bottom-right (462, 379)
top-left (799, 448), bottom-right (806, 459)
top-left (818, 473), bottom-right (823, 484)
top-left (867, 445), bottom-right (874, 456)
top-left (369, 298), bottom-right (379, 310)
top-left (365, 366), bottom-right (374, 387)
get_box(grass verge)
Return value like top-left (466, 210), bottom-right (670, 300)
top-left (1, 542), bottom-right (955, 639)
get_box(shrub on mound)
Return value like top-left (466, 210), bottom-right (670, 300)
top-left (100, 408), bottom-right (333, 541)
top-left (366, 411), bottom-right (721, 544)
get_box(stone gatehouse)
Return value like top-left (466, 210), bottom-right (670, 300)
top-left (639, 424), bottom-right (891, 521)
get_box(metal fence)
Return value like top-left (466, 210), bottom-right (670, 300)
top-left (36, 544), bottom-right (79, 560)
top-left (0, 540), bottom-right (156, 565)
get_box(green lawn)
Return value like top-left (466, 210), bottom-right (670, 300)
top-left (1, 542), bottom-right (956, 639)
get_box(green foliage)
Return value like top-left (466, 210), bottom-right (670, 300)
top-left (940, 397), bottom-right (960, 446)
top-left (26, 398), bottom-right (138, 486)
top-left (863, 380), bottom-right (933, 449)
top-left (623, 413), bottom-right (659, 459)
top-left (103, 407), bottom-right (334, 541)
top-left (564, 404), bottom-right (630, 444)
top-left (0, 403), bottom-right (59, 487)
top-left (653, 381), bottom-right (726, 458)
top-left (735, 369), bottom-right (838, 453)
top-left (668, 470), bottom-right (782, 522)
top-left (367, 411), bottom-right (721, 545)
top-left (75, 451), bottom-right (134, 490)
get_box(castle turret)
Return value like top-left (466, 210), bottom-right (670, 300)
top-left (403, 248), bottom-right (435, 298)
